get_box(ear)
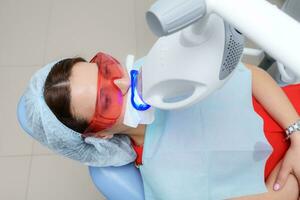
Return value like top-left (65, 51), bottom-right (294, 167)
top-left (101, 135), bottom-right (114, 139)
top-left (94, 131), bottom-right (114, 139)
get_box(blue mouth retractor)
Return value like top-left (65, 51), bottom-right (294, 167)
top-left (130, 70), bottom-right (151, 111)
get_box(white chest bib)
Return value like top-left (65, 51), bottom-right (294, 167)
top-left (140, 63), bottom-right (273, 200)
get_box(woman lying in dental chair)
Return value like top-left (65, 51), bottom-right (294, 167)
top-left (22, 51), bottom-right (300, 199)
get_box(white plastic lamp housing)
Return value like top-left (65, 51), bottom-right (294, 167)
top-left (142, 14), bottom-right (232, 110)
top-left (147, 0), bottom-right (300, 77)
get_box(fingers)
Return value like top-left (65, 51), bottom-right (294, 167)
top-left (294, 170), bottom-right (300, 194)
top-left (274, 160), bottom-right (292, 191)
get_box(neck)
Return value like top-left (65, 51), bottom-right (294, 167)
top-left (126, 124), bottom-right (146, 146)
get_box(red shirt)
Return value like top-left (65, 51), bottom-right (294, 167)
top-left (130, 139), bottom-right (143, 167)
top-left (131, 84), bottom-right (300, 180)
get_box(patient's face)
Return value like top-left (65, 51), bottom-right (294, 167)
top-left (69, 61), bottom-right (131, 137)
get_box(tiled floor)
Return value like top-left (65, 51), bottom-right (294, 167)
top-left (0, 0), bottom-right (284, 199)
top-left (0, 0), bottom-right (156, 199)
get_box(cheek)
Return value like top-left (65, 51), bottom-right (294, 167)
top-left (116, 92), bottom-right (128, 128)
top-left (118, 92), bottom-right (128, 124)
top-left (97, 92), bottom-right (128, 134)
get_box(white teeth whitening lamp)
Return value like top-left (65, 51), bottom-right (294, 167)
top-left (141, 0), bottom-right (300, 110)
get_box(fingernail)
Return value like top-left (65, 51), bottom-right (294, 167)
top-left (273, 183), bottom-right (280, 191)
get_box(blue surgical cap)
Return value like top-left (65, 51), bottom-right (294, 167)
top-left (23, 61), bottom-right (136, 167)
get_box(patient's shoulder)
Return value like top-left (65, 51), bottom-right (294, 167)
top-left (243, 62), bottom-right (258, 70)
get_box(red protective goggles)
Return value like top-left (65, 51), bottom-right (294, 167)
top-left (83, 52), bottom-right (124, 135)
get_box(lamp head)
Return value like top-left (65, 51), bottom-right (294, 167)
top-left (146, 0), bottom-right (207, 37)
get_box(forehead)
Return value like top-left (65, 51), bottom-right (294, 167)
top-left (69, 62), bottom-right (98, 120)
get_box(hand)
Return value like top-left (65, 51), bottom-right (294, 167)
top-left (273, 141), bottom-right (300, 191)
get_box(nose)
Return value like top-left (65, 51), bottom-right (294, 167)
top-left (114, 78), bottom-right (130, 96)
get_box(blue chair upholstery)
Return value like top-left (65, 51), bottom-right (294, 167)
top-left (17, 94), bottom-right (145, 200)
top-left (89, 164), bottom-right (144, 200)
